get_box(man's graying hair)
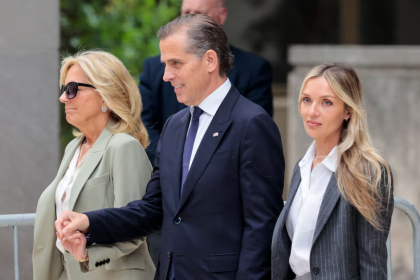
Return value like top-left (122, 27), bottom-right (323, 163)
top-left (157, 14), bottom-right (234, 77)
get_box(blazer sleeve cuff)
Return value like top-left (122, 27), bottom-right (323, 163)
top-left (83, 243), bottom-right (147, 272)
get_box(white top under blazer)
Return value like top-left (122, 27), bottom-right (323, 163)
top-left (54, 146), bottom-right (83, 253)
top-left (286, 143), bottom-right (338, 276)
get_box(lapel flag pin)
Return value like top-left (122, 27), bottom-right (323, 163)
top-left (213, 132), bottom-right (219, 137)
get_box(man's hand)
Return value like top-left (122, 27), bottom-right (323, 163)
top-left (55, 210), bottom-right (90, 240)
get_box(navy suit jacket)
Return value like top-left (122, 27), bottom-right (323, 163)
top-left (140, 45), bottom-right (273, 165)
top-left (86, 85), bottom-right (285, 280)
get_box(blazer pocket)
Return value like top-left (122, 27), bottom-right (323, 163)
top-left (208, 253), bottom-right (239, 273)
top-left (210, 150), bottom-right (232, 163)
top-left (105, 253), bottom-right (145, 271)
top-left (84, 173), bottom-right (110, 189)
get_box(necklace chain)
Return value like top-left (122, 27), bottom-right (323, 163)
top-left (77, 139), bottom-right (92, 168)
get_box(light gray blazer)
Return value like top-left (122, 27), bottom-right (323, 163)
top-left (272, 161), bottom-right (393, 280)
top-left (33, 125), bottom-right (155, 280)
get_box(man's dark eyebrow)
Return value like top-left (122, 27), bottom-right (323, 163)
top-left (162, 59), bottom-right (184, 65)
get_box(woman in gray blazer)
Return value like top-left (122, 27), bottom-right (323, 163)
top-left (272, 63), bottom-right (393, 280)
top-left (33, 51), bottom-right (155, 280)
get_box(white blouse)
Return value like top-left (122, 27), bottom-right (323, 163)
top-left (55, 146), bottom-right (82, 253)
top-left (286, 143), bottom-right (338, 276)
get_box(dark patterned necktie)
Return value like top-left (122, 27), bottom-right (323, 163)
top-left (181, 106), bottom-right (203, 194)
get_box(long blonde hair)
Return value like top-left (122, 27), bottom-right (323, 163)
top-left (299, 63), bottom-right (392, 230)
top-left (60, 50), bottom-right (149, 148)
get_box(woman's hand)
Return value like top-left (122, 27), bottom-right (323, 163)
top-left (55, 210), bottom-right (90, 239)
top-left (58, 221), bottom-right (88, 261)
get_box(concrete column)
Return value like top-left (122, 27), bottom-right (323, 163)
top-left (288, 45), bottom-right (420, 279)
top-left (0, 1), bottom-right (60, 279)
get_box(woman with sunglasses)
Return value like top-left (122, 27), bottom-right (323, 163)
top-left (272, 63), bottom-right (393, 280)
top-left (33, 50), bottom-right (155, 280)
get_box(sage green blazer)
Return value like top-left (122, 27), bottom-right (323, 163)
top-left (33, 125), bottom-right (155, 280)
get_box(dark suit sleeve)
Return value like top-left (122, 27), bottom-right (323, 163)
top-left (85, 116), bottom-right (174, 244)
top-left (236, 113), bottom-right (285, 280)
top-left (140, 58), bottom-right (160, 165)
top-left (357, 171), bottom-right (394, 279)
top-left (244, 59), bottom-right (273, 117)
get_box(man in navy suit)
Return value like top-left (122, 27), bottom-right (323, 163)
top-left (142, 0), bottom-right (273, 165)
top-left (56, 14), bottom-right (284, 280)
top-left (143, 0), bottom-right (274, 262)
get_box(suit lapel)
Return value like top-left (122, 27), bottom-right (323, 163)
top-left (36, 137), bottom-right (84, 243)
top-left (68, 125), bottom-right (113, 211)
top-left (175, 86), bottom-right (239, 215)
top-left (172, 110), bottom-right (191, 207)
top-left (280, 165), bottom-right (302, 228)
top-left (43, 138), bottom-right (82, 213)
top-left (36, 140), bottom-right (81, 245)
top-left (312, 173), bottom-right (340, 245)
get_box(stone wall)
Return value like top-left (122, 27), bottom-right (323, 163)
top-left (288, 45), bottom-right (420, 279)
top-left (0, 1), bottom-right (60, 279)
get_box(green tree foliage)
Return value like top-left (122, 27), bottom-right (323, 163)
top-left (59, 0), bottom-right (181, 149)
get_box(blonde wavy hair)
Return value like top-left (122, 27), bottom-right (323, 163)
top-left (60, 50), bottom-right (149, 148)
top-left (299, 63), bottom-right (392, 230)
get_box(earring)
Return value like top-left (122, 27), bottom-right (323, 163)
top-left (102, 106), bottom-right (107, 113)
top-left (345, 118), bottom-right (349, 122)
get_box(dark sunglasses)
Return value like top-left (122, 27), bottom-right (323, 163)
top-left (60, 82), bottom-right (96, 99)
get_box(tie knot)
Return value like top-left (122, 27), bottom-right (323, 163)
top-left (192, 106), bottom-right (203, 119)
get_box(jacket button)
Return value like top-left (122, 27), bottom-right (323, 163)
top-left (312, 266), bottom-right (320, 274)
top-left (95, 262), bottom-right (99, 267)
top-left (174, 217), bottom-right (182, 224)
top-left (167, 251), bottom-right (172, 258)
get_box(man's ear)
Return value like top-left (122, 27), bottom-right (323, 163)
top-left (204, 50), bottom-right (219, 74)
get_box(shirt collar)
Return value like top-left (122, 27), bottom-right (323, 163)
top-left (299, 142), bottom-right (338, 172)
top-left (190, 78), bottom-right (231, 117)
top-left (323, 146), bottom-right (338, 172)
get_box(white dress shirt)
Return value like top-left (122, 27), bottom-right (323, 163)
top-left (286, 143), bottom-right (338, 276)
top-left (187, 78), bottom-right (231, 169)
top-left (55, 146), bottom-right (82, 253)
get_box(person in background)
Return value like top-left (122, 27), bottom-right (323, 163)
top-left (141, 0), bottom-right (274, 264)
top-left (141, 0), bottom-right (274, 166)
top-left (272, 63), bottom-right (393, 280)
top-left (33, 50), bottom-right (155, 280)
top-left (55, 14), bottom-right (284, 280)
